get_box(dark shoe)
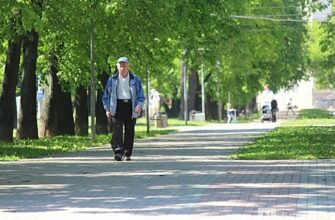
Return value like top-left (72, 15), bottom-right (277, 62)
top-left (114, 154), bottom-right (123, 161)
top-left (125, 156), bottom-right (131, 161)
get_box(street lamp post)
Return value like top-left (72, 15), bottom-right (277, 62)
top-left (201, 61), bottom-right (205, 119)
top-left (146, 70), bottom-right (150, 134)
top-left (198, 48), bottom-right (208, 121)
top-left (90, 9), bottom-right (96, 141)
top-left (182, 59), bottom-right (188, 125)
top-left (216, 60), bottom-right (222, 122)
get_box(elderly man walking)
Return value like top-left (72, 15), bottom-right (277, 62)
top-left (102, 57), bottom-right (145, 161)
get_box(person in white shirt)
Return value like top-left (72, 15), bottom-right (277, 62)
top-left (261, 84), bottom-right (274, 107)
top-left (102, 57), bottom-right (145, 161)
top-left (286, 98), bottom-right (295, 115)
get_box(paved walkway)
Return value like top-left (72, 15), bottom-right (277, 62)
top-left (1, 122), bottom-right (335, 220)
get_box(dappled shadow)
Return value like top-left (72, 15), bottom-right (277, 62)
top-left (0, 125), bottom-right (334, 218)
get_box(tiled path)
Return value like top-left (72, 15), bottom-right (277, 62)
top-left (1, 122), bottom-right (334, 220)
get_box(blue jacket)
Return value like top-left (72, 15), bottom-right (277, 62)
top-left (102, 72), bottom-right (145, 118)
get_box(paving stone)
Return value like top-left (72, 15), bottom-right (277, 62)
top-left (0, 122), bottom-right (334, 220)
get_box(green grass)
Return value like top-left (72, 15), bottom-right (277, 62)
top-left (298, 108), bottom-right (333, 119)
top-left (231, 125), bottom-right (335, 160)
top-left (0, 135), bottom-right (108, 161)
top-left (281, 118), bottom-right (335, 126)
top-left (0, 117), bottom-right (209, 161)
top-left (231, 109), bottom-right (335, 160)
top-left (6, 109), bottom-right (335, 161)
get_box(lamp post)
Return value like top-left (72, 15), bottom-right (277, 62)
top-left (201, 61), bottom-right (205, 119)
top-left (198, 48), bottom-right (208, 121)
top-left (216, 60), bottom-right (222, 122)
top-left (90, 5), bottom-right (96, 141)
top-left (182, 59), bottom-right (188, 125)
top-left (146, 70), bottom-right (150, 134)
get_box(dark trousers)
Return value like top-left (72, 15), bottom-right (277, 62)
top-left (111, 100), bottom-right (136, 157)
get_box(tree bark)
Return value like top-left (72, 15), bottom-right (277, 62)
top-left (17, 30), bottom-right (39, 139)
top-left (74, 86), bottom-right (88, 136)
top-left (0, 37), bottom-right (22, 142)
top-left (166, 87), bottom-right (180, 118)
top-left (205, 96), bottom-right (219, 120)
top-left (188, 66), bottom-right (201, 113)
top-left (39, 54), bottom-right (75, 137)
top-left (250, 97), bottom-right (257, 113)
top-left (96, 71), bottom-right (109, 134)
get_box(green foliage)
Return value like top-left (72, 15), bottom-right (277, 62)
top-left (0, 49), bottom-right (4, 91)
top-left (306, 23), bottom-right (325, 71)
top-left (201, 0), bottom-right (313, 107)
top-left (307, 2), bottom-right (335, 88)
top-left (36, 0), bottom-right (93, 89)
top-left (107, 0), bottom-right (180, 79)
top-left (0, 0), bottom-right (330, 123)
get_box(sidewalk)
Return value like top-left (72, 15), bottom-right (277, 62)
top-left (1, 122), bottom-right (334, 220)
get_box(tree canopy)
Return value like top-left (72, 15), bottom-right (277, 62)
top-left (307, 0), bottom-right (335, 88)
top-left (0, 0), bottom-right (332, 141)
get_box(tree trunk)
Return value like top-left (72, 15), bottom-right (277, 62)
top-left (188, 66), bottom-right (201, 113)
top-left (58, 90), bottom-right (75, 135)
top-left (165, 86), bottom-right (180, 118)
top-left (74, 86), bottom-right (88, 136)
top-left (0, 37), bottom-right (22, 142)
top-left (250, 97), bottom-right (257, 113)
top-left (169, 97), bottom-right (180, 118)
top-left (96, 71), bottom-right (109, 134)
top-left (17, 30), bottom-right (39, 139)
top-left (206, 96), bottom-right (219, 120)
top-left (39, 54), bottom-right (75, 137)
top-left (218, 102), bottom-right (223, 122)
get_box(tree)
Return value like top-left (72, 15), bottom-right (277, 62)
top-left (96, 71), bottom-right (110, 134)
top-left (0, 36), bottom-right (22, 142)
top-left (204, 0), bottom-right (313, 116)
top-left (17, 30), bottom-right (39, 139)
top-left (39, 53), bottom-right (75, 136)
top-left (308, 1), bottom-right (335, 88)
top-left (0, 2), bottom-right (24, 142)
top-left (74, 86), bottom-right (88, 136)
top-left (17, 0), bottom-right (44, 139)
top-left (1, 0), bottom-right (323, 139)
top-left (37, 0), bottom-right (91, 137)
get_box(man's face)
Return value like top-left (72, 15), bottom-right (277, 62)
top-left (117, 62), bottom-right (129, 77)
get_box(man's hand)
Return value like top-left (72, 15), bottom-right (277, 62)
top-left (135, 105), bottom-right (142, 113)
top-left (106, 111), bottom-right (112, 118)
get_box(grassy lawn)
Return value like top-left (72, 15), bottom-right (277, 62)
top-left (0, 118), bottom-right (207, 161)
top-left (231, 109), bottom-right (335, 160)
top-left (4, 109), bottom-right (334, 161)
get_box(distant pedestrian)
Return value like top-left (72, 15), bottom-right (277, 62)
top-left (102, 57), bottom-right (145, 161)
top-left (226, 102), bottom-right (236, 123)
top-left (286, 98), bottom-right (295, 115)
top-left (260, 84), bottom-right (276, 122)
